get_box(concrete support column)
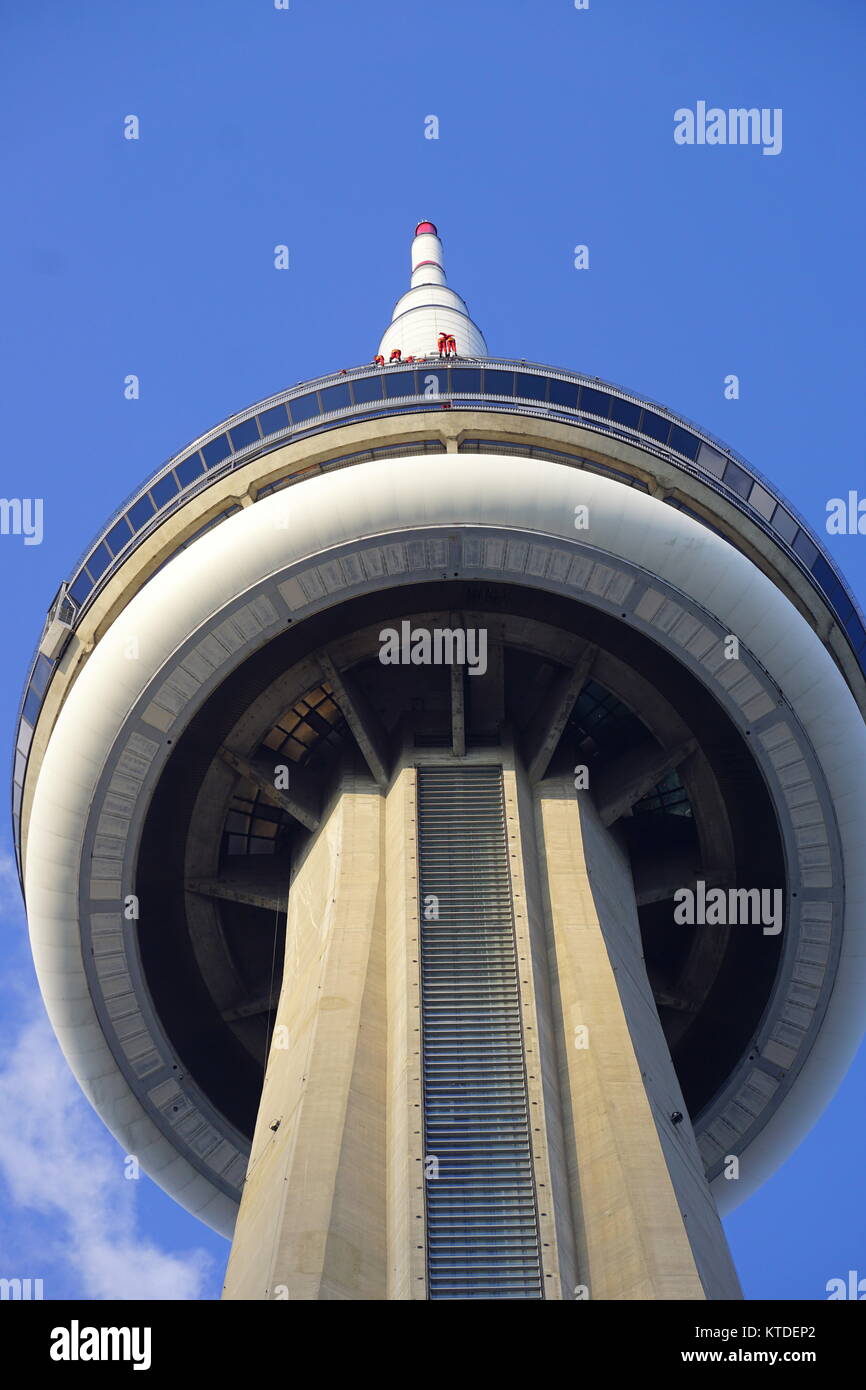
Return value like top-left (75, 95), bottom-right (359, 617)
top-left (533, 776), bottom-right (742, 1301)
top-left (222, 772), bottom-right (387, 1300)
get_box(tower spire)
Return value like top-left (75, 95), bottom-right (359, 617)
top-left (377, 221), bottom-right (488, 361)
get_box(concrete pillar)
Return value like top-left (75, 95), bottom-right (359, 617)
top-left (222, 772), bottom-right (387, 1300)
top-left (532, 775), bottom-right (742, 1300)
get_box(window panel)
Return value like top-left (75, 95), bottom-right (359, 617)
top-left (483, 370), bottom-right (515, 396)
top-left (668, 424), bottom-right (701, 460)
top-left (69, 572), bottom-right (93, 606)
top-left (287, 393), bottom-right (319, 423)
top-left (578, 386), bottom-right (611, 418)
top-left (723, 460), bottom-right (752, 499)
top-left (259, 403), bottom-right (290, 435)
top-left (23, 688), bottom-right (42, 725)
top-left (515, 373), bottom-right (547, 401)
top-left (641, 411), bottom-right (672, 444)
top-left (547, 378), bottom-right (579, 409)
top-left (202, 434), bottom-right (231, 469)
top-left (85, 543), bottom-right (111, 582)
top-left (609, 396), bottom-right (642, 430)
top-left (810, 553), bottom-right (834, 591)
top-left (772, 506), bottom-right (798, 545)
top-left (31, 650), bottom-right (54, 695)
top-left (351, 374), bottom-right (384, 404)
top-left (228, 417), bottom-right (260, 451)
top-left (416, 367), bottom-right (447, 394)
top-left (105, 517), bottom-right (133, 556)
top-left (176, 453), bottom-right (204, 487)
top-left (792, 530), bottom-right (819, 568)
top-left (450, 368), bottom-right (482, 394)
top-left (383, 371), bottom-right (417, 398)
top-left (319, 383), bottom-right (352, 414)
top-left (148, 476), bottom-right (177, 511)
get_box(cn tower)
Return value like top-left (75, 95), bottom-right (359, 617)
top-left (16, 223), bottom-right (866, 1300)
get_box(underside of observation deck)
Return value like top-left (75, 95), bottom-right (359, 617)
top-left (135, 580), bottom-right (784, 1148)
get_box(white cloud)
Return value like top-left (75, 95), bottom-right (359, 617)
top-left (0, 853), bottom-right (216, 1300)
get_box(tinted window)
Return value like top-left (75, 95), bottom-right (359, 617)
top-left (417, 367), bottom-right (447, 395)
top-left (792, 530), bottom-right (818, 568)
top-left (86, 543), bottom-right (111, 582)
top-left (259, 403), bottom-right (290, 435)
top-left (579, 386), bottom-right (610, 417)
top-left (516, 373), bottom-right (547, 401)
top-left (610, 397), bottom-right (642, 429)
top-left (319, 383), bottom-right (352, 413)
top-left (176, 453), bottom-right (205, 487)
top-left (148, 476), bottom-right (176, 511)
top-left (31, 652), bottom-right (54, 696)
top-left (23, 688), bottom-right (41, 725)
top-left (772, 506), bottom-right (798, 545)
top-left (288, 393), bottom-right (320, 423)
top-left (229, 417), bottom-right (260, 451)
top-left (697, 442), bottom-right (727, 478)
top-left (814, 561), bottom-right (847, 615)
top-left (669, 425), bottom-right (701, 460)
top-left (69, 572), bottom-right (93, 606)
top-left (203, 434), bottom-right (231, 468)
top-left (811, 553), bottom-right (835, 593)
top-left (105, 517), bottom-right (133, 556)
top-left (548, 378), bottom-right (579, 409)
top-left (351, 375), bottom-right (384, 404)
top-left (16, 720), bottom-right (33, 757)
top-left (483, 370), bottom-right (515, 396)
top-left (383, 372), bottom-right (417, 398)
top-left (129, 494), bottom-right (158, 531)
top-left (641, 411), bottom-right (671, 444)
top-left (450, 368), bottom-right (482, 394)
top-left (723, 461), bottom-right (752, 499)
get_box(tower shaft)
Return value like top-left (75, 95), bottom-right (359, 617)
top-left (223, 745), bottom-right (741, 1300)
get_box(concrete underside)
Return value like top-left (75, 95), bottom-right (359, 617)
top-left (23, 452), bottom-right (866, 1236)
top-left (222, 752), bottom-right (742, 1301)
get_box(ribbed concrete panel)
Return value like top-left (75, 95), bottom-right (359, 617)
top-left (534, 779), bottom-right (742, 1300)
top-left (222, 774), bottom-right (387, 1300)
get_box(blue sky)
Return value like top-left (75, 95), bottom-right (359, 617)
top-left (1, 0), bottom-right (864, 1300)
